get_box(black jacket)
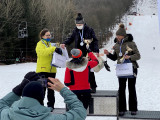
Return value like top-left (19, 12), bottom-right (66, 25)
top-left (63, 24), bottom-right (99, 56)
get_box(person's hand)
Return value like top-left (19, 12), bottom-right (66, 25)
top-left (60, 44), bottom-right (65, 49)
top-left (55, 48), bottom-right (62, 55)
top-left (47, 78), bottom-right (65, 92)
top-left (12, 71), bottom-right (40, 96)
top-left (96, 53), bottom-right (99, 57)
top-left (24, 71), bottom-right (40, 81)
top-left (104, 49), bottom-right (110, 55)
top-left (124, 55), bottom-right (130, 59)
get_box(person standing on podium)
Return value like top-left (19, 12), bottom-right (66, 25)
top-left (61, 13), bottom-right (99, 93)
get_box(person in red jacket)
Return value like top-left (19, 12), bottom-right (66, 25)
top-left (64, 48), bottom-right (98, 109)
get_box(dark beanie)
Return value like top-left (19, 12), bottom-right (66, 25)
top-left (22, 81), bottom-right (44, 105)
top-left (116, 23), bottom-right (126, 36)
top-left (75, 13), bottom-right (84, 24)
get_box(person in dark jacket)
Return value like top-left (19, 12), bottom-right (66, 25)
top-left (0, 72), bottom-right (87, 120)
top-left (64, 48), bottom-right (98, 109)
top-left (61, 13), bottom-right (99, 93)
top-left (104, 24), bottom-right (141, 116)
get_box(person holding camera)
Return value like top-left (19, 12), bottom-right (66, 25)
top-left (36, 29), bottom-right (62, 109)
top-left (64, 48), bottom-right (98, 109)
top-left (0, 71), bottom-right (87, 120)
top-left (104, 23), bottom-right (141, 116)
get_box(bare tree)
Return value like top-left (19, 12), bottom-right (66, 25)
top-left (42, 0), bottom-right (76, 43)
top-left (0, 0), bottom-right (24, 32)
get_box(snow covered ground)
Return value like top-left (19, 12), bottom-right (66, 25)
top-left (0, 0), bottom-right (160, 120)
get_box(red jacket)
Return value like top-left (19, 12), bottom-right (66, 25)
top-left (64, 52), bottom-right (98, 91)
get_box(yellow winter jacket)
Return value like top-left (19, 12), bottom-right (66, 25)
top-left (36, 40), bottom-right (57, 73)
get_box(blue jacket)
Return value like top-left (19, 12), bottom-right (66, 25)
top-left (0, 87), bottom-right (87, 120)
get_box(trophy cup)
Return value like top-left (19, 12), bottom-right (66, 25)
top-left (83, 38), bottom-right (93, 49)
top-left (56, 42), bottom-right (60, 48)
top-left (119, 45), bottom-right (132, 63)
top-left (83, 38), bottom-right (93, 57)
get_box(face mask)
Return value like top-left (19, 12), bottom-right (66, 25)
top-left (77, 25), bottom-right (83, 30)
top-left (43, 38), bottom-right (51, 42)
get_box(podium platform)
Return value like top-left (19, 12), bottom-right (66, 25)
top-left (52, 90), bottom-right (160, 120)
top-left (118, 110), bottom-right (160, 120)
top-left (88, 90), bottom-right (118, 116)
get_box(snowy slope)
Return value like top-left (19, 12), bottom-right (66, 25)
top-left (123, 15), bottom-right (160, 111)
top-left (0, 0), bottom-right (160, 120)
top-left (137, 0), bottom-right (158, 15)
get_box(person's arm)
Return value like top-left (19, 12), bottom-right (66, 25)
top-left (88, 52), bottom-right (99, 68)
top-left (107, 52), bottom-right (117, 61)
top-left (91, 28), bottom-right (99, 53)
top-left (104, 49), bottom-right (117, 61)
top-left (0, 92), bottom-right (20, 114)
top-left (36, 41), bottom-right (56, 56)
top-left (64, 68), bottom-right (72, 86)
top-left (63, 29), bottom-right (75, 45)
top-left (129, 42), bottom-right (141, 61)
top-left (48, 78), bottom-right (87, 120)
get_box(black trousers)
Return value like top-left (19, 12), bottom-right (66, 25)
top-left (82, 51), bottom-right (97, 89)
top-left (89, 71), bottom-right (97, 89)
top-left (38, 72), bottom-right (56, 109)
top-left (118, 69), bottom-right (138, 112)
top-left (73, 92), bottom-right (91, 109)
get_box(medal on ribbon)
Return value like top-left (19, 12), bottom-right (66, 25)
top-left (79, 30), bottom-right (84, 46)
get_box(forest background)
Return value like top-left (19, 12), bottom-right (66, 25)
top-left (0, 0), bottom-right (135, 64)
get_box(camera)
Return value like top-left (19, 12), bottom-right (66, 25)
top-left (37, 78), bottom-right (49, 87)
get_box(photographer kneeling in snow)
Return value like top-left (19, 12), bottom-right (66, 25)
top-left (0, 72), bottom-right (87, 120)
top-left (64, 48), bottom-right (99, 109)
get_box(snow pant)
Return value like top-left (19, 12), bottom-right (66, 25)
top-left (73, 91), bottom-right (91, 109)
top-left (118, 69), bottom-right (138, 112)
top-left (89, 71), bottom-right (97, 89)
top-left (38, 72), bottom-right (56, 109)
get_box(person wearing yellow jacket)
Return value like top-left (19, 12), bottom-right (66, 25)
top-left (36, 29), bottom-right (57, 109)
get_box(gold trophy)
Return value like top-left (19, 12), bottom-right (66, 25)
top-left (83, 38), bottom-right (93, 49)
top-left (83, 38), bottom-right (93, 57)
top-left (119, 45), bottom-right (132, 63)
top-left (56, 42), bottom-right (60, 48)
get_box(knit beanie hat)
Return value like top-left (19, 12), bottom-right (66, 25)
top-left (75, 13), bottom-right (84, 24)
top-left (22, 81), bottom-right (44, 105)
top-left (116, 23), bottom-right (126, 36)
top-left (71, 48), bottom-right (82, 58)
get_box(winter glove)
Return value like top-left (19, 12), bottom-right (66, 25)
top-left (55, 48), bottom-right (62, 55)
top-left (104, 60), bottom-right (111, 72)
top-left (12, 71), bottom-right (40, 96)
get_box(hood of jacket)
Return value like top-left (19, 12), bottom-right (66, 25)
top-left (114, 34), bottom-right (133, 43)
top-left (66, 57), bottom-right (88, 72)
top-left (7, 97), bottom-right (52, 120)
